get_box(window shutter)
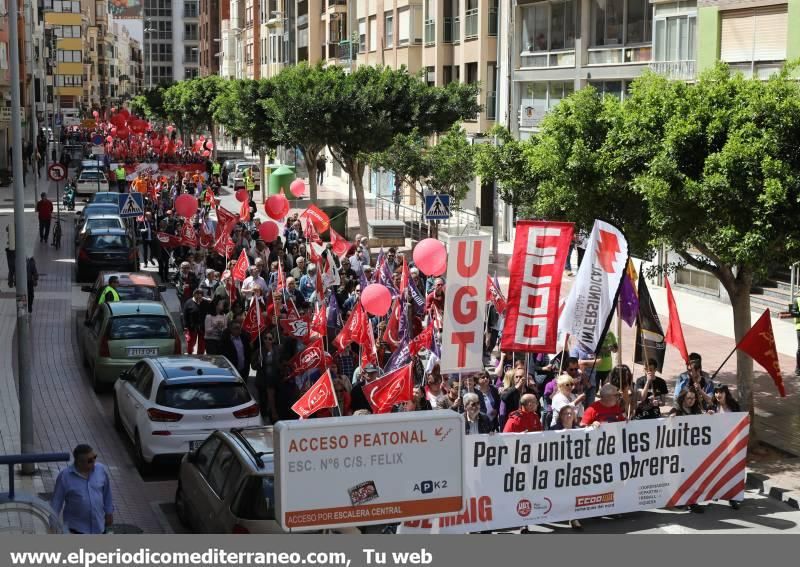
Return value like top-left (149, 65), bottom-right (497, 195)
top-left (399, 9), bottom-right (410, 43)
top-left (754, 5), bottom-right (787, 61)
top-left (720, 6), bottom-right (787, 63)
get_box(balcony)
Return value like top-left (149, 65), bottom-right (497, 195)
top-left (486, 91), bottom-right (496, 121)
top-left (424, 19), bottom-right (435, 45)
top-left (465, 9), bottom-right (478, 39)
top-left (649, 60), bottom-right (696, 81)
top-left (520, 50), bottom-right (576, 69)
top-left (588, 45), bottom-right (652, 65)
top-left (444, 17), bottom-right (460, 43)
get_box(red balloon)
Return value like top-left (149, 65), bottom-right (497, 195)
top-left (117, 126), bottom-right (129, 139)
top-left (413, 238), bottom-right (447, 276)
top-left (199, 135), bottom-right (206, 142)
top-left (119, 108), bottom-right (130, 120)
top-left (361, 284), bottom-right (392, 316)
top-left (110, 127), bottom-right (118, 136)
top-left (265, 193), bottom-right (290, 220)
top-left (289, 179), bottom-right (305, 198)
top-left (175, 194), bottom-right (199, 218)
top-left (202, 150), bottom-right (211, 157)
top-left (105, 135), bottom-right (113, 143)
top-left (258, 221), bottom-right (280, 242)
top-left (235, 189), bottom-right (248, 202)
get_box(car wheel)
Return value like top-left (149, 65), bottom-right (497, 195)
top-left (113, 395), bottom-right (123, 432)
top-left (134, 431), bottom-right (152, 476)
top-left (175, 484), bottom-right (191, 529)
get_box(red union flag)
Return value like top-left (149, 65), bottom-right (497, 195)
top-left (242, 299), bottom-right (267, 338)
top-left (179, 222), bottom-right (198, 248)
top-left (291, 370), bottom-right (338, 418)
top-left (557, 219), bottom-right (627, 352)
top-left (486, 274), bottom-right (507, 314)
top-left (287, 338), bottom-right (327, 376)
top-left (329, 227), bottom-right (351, 256)
top-left (302, 204), bottom-right (331, 233)
top-left (502, 221), bottom-right (574, 353)
top-left (362, 363), bottom-right (414, 414)
top-left (333, 302), bottom-right (367, 351)
top-left (736, 309), bottom-right (785, 397)
top-left (440, 235), bottom-right (491, 373)
top-left (156, 232), bottom-right (181, 248)
top-left (231, 249), bottom-right (250, 282)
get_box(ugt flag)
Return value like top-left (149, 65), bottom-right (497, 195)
top-left (558, 220), bottom-right (628, 353)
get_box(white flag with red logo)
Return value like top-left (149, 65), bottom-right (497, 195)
top-left (558, 219), bottom-right (628, 353)
top-left (291, 369), bottom-right (338, 419)
top-left (502, 221), bottom-right (574, 353)
top-left (329, 227), bottom-right (351, 256)
top-left (362, 362), bottom-right (414, 414)
top-left (231, 249), bottom-right (250, 282)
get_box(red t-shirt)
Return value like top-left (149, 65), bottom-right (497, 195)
top-left (503, 410), bottom-right (544, 433)
top-left (580, 401), bottom-right (626, 426)
top-left (36, 199), bottom-right (53, 221)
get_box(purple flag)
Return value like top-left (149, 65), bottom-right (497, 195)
top-left (408, 279), bottom-right (425, 315)
top-left (384, 337), bottom-right (411, 373)
top-left (359, 269), bottom-right (370, 291)
top-left (619, 271), bottom-right (639, 327)
top-left (327, 292), bottom-right (342, 329)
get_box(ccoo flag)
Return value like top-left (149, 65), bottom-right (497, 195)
top-left (634, 270), bottom-right (666, 372)
top-left (558, 220), bottom-right (628, 353)
top-left (736, 309), bottom-right (785, 397)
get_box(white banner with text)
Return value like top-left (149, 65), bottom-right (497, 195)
top-left (399, 414), bottom-right (749, 533)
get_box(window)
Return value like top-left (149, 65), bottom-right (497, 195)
top-left (206, 445), bottom-right (236, 497)
top-left (156, 382), bottom-right (252, 410)
top-left (592, 0), bottom-right (652, 46)
top-left (134, 366), bottom-right (154, 399)
top-left (588, 80), bottom-right (631, 99)
top-left (465, 0), bottom-right (479, 39)
top-left (0, 43), bottom-right (8, 70)
top-left (522, 1), bottom-right (576, 53)
top-left (465, 62), bottom-right (478, 84)
top-left (55, 74), bottom-right (83, 86)
top-left (399, 8), bottom-right (410, 45)
top-left (184, 24), bottom-right (199, 41)
top-left (184, 0), bottom-right (199, 18)
top-left (57, 50), bottom-right (82, 63)
top-left (369, 16), bottom-right (377, 51)
top-left (676, 268), bottom-right (718, 293)
top-left (518, 81), bottom-right (574, 129)
top-left (385, 12), bottom-right (394, 48)
top-left (425, 66), bottom-right (435, 87)
top-left (194, 437), bottom-right (222, 478)
top-left (358, 19), bottom-right (366, 52)
top-left (53, 26), bottom-right (82, 38)
top-left (654, 4), bottom-right (696, 63)
top-left (489, 0), bottom-right (499, 36)
top-left (109, 316), bottom-right (173, 340)
top-left (45, 0), bottom-right (81, 12)
top-left (720, 6), bottom-right (787, 64)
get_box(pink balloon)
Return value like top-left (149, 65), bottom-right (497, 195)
top-left (289, 179), bottom-right (305, 198)
top-left (92, 110), bottom-right (99, 118)
top-left (235, 189), bottom-right (248, 202)
top-left (105, 135), bottom-right (113, 143)
top-left (413, 238), bottom-right (447, 276)
top-left (361, 284), bottom-right (392, 316)
top-left (265, 193), bottom-right (290, 220)
top-left (175, 194), bottom-right (199, 218)
top-left (166, 125), bottom-right (174, 133)
top-left (202, 150), bottom-right (211, 157)
top-left (110, 127), bottom-right (118, 136)
top-left (258, 221), bottom-right (280, 242)
top-left (199, 135), bottom-right (206, 142)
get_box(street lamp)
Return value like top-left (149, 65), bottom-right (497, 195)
top-left (144, 20), bottom-right (155, 89)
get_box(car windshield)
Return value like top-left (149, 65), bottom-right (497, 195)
top-left (80, 172), bottom-right (104, 181)
top-left (92, 194), bottom-right (119, 204)
top-left (117, 285), bottom-right (156, 301)
top-left (85, 219), bottom-right (121, 231)
top-left (109, 315), bottom-right (173, 340)
top-left (155, 382), bottom-right (251, 409)
top-left (87, 234), bottom-right (129, 249)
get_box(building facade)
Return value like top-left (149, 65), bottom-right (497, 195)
top-left (143, 0), bottom-right (201, 85)
top-left (200, 0), bottom-right (222, 76)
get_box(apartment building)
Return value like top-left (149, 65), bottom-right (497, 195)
top-left (143, 0), bottom-right (201, 84)
top-left (199, 0), bottom-right (222, 76)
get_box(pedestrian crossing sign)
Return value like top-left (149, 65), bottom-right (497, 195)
top-left (118, 192), bottom-right (144, 218)
top-left (425, 194), bottom-right (451, 220)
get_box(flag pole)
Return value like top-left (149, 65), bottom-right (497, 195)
top-left (557, 334), bottom-right (570, 376)
top-left (709, 345), bottom-right (738, 382)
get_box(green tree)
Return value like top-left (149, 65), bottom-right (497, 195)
top-left (368, 130), bottom-right (430, 219)
top-left (266, 64), bottom-right (344, 202)
top-left (129, 86), bottom-right (169, 122)
top-left (522, 65), bottom-right (800, 418)
top-left (213, 78), bottom-right (278, 192)
top-left (474, 125), bottom-right (538, 210)
top-left (164, 76), bottom-right (226, 157)
top-left (328, 66), bottom-right (480, 236)
top-left (424, 124), bottom-right (475, 207)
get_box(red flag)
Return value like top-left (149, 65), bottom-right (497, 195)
top-left (400, 256), bottom-right (410, 294)
top-left (329, 227), bottom-right (351, 257)
top-left (301, 204), bottom-right (331, 233)
top-left (214, 233), bottom-right (236, 257)
top-left (409, 325), bottom-right (433, 356)
top-left (664, 279), bottom-right (690, 364)
top-left (311, 305), bottom-right (327, 339)
top-left (361, 363), bottom-right (414, 414)
top-left (486, 274), bottom-right (507, 314)
top-left (179, 222), bottom-right (198, 248)
top-left (216, 206), bottom-right (237, 231)
top-left (231, 249), bottom-right (250, 282)
top-left (276, 260), bottom-right (287, 292)
top-left (736, 309), bottom-right (785, 397)
top-left (333, 302), bottom-right (367, 351)
top-left (383, 299), bottom-right (402, 349)
top-left (360, 318), bottom-right (379, 368)
top-left (308, 241), bottom-right (323, 265)
top-left (242, 299), bottom-right (267, 338)
top-left (239, 198), bottom-right (251, 222)
top-left (304, 217), bottom-right (323, 245)
top-left (287, 338), bottom-right (327, 376)
top-left (156, 231), bottom-right (181, 249)
top-left (291, 370), bottom-right (338, 418)
top-left (280, 310), bottom-right (312, 338)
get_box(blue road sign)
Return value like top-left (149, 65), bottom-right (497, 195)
top-left (424, 194), bottom-right (451, 221)
top-left (118, 192), bottom-right (144, 219)
top-left (92, 134), bottom-right (104, 146)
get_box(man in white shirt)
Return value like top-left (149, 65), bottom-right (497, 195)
top-left (241, 265), bottom-right (268, 301)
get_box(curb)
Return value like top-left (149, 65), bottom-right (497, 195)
top-left (746, 470), bottom-right (800, 510)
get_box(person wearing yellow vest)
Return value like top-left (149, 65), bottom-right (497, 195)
top-left (98, 276), bottom-right (121, 306)
top-left (244, 168), bottom-right (255, 196)
top-left (115, 165), bottom-right (127, 193)
top-left (211, 160), bottom-right (221, 177)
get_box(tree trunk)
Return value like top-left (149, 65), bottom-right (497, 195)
top-left (209, 121), bottom-right (217, 160)
top-left (258, 150), bottom-right (266, 202)
top-left (724, 271), bottom-right (757, 448)
top-left (349, 159), bottom-right (369, 237)
top-left (304, 150), bottom-right (318, 203)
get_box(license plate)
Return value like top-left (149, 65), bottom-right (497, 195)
top-left (127, 347), bottom-right (158, 357)
top-left (189, 440), bottom-right (203, 451)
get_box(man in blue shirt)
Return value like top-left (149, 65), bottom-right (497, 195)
top-left (51, 444), bottom-right (114, 534)
top-left (674, 352), bottom-right (714, 409)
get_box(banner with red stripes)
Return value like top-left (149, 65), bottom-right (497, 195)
top-left (399, 413), bottom-right (750, 534)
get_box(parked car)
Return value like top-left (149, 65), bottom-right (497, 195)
top-left (75, 169), bottom-right (110, 195)
top-left (114, 356), bottom-right (261, 473)
top-left (230, 162), bottom-right (261, 191)
top-left (82, 302), bottom-right (180, 392)
top-left (82, 272), bottom-right (167, 321)
top-left (74, 214), bottom-right (125, 245)
top-left (79, 159), bottom-right (107, 175)
top-left (89, 191), bottom-right (121, 205)
top-left (175, 427), bottom-right (280, 533)
top-left (76, 228), bottom-right (137, 281)
top-left (221, 159), bottom-right (244, 186)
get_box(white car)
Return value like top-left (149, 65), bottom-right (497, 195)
top-left (230, 162), bottom-right (261, 190)
top-left (113, 356), bottom-right (262, 473)
top-left (75, 170), bottom-right (110, 195)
